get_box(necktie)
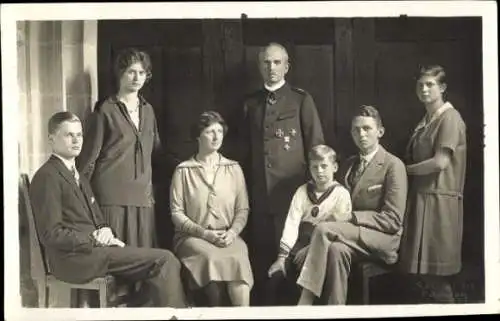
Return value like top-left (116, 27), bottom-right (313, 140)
top-left (71, 166), bottom-right (80, 186)
top-left (350, 157), bottom-right (367, 188)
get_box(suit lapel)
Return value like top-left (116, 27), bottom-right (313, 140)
top-left (351, 147), bottom-right (386, 200)
top-left (50, 156), bottom-right (89, 208)
top-left (342, 156), bottom-right (356, 191)
top-left (79, 178), bottom-right (95, 211)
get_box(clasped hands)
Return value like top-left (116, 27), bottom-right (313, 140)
top-left (91, 227), bottom-right (125, 247)
top-left (203, 228), bottom-right (236, 248)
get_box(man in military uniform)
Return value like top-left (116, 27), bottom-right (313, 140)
top-left (239, 42), bottom-right (325, 305)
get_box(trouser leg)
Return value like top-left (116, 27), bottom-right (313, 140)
top-left (145, 251), bottom-right (187, 308)
top-left (297, 221), bottom-right (366, 302)
top-left (323, 242), bottom-right (356, 305)
top-left (101, 247), bottom-right (187, 308)
top-left (296, 223), bottom-right (339, 298)
top-left (249, 215), bottom-right (277, 306)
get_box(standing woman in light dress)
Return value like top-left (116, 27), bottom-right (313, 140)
top-left (399, 65), bottom-right (467, 303)
top-left (170, 111), bottom-right (253, 306)
top-left (77, 48), bottom-right (161, 249)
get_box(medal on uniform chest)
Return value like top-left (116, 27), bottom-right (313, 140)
top-left (283, 136), bottom-right (290, 150)
top-left (311, 206), bottom-right (319, 217)
top-left (289, 128), bottom-right (297, 137)
top-left (275, 128), bottom-right (284, 138)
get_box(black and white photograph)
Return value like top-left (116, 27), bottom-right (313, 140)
top-left (2, 1), bottom-right (499, 320)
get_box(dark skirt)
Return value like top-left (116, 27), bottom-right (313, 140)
top-left (101, 205), bottom-right (157, 248)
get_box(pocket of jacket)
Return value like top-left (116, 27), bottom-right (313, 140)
top-left (277, 110), bottom-right (296, 120)
top-left (367, 184), bottom-right (383, 192)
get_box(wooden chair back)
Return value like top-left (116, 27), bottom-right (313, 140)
top-left (19, 173), bottom-right (49, 280)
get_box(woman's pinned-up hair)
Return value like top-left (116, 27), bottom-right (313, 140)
top-left (114, 47), bottom-right (153, 83)
top-left (416, 64), bottom-right (447, 86)
top-left (190, 110), bottom-right (229, 140)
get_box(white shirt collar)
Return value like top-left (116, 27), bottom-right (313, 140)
top-left (359, 145), bottom-right (379, 164)
top-left (264, 79), bottom-right (286, 92)
top-left (53, 153), bottom-right (77, 172)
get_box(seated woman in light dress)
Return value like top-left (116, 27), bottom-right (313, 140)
top-left (170, 111), bottom-right (253, 307)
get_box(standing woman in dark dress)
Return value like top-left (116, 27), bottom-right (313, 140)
top-left (399, 65), bottom-right (467, 303)
top-left (77, 48), bottom-right (160, 249)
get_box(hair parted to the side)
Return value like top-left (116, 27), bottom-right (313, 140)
top-left (190, 110), bottom-right (228, 140)
top-left (308, 144), bottom-right (337, 165)
top-left (353, 105), bottom-right (384, 129)
top-left (48, 111), bottom-right (80, 135)
top-left (114, 47), bottom-right (153, 84)
top-left (416, 64), bottom-right (447, 86)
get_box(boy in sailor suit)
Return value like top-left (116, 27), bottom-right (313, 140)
top-left (265, 145), bottom-right (352, 305)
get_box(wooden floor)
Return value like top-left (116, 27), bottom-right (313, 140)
top-left (19, 218), bottom-right (485, 307)
top-left (19, 260), bottom-right (485, 308)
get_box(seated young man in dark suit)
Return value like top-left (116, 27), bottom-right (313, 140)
top-left (29, 111), bottom-right (187, 308)
top-left (295, 105), bottom-right (408, 305)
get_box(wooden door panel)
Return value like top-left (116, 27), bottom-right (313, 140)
top-left (160, 47), bottom-right (204, 162)
top-left (291, 45), bottom-right (335, 147)
top-left (97, 19), bottom-right (483, 275)
top-left (362, 18), bottom-right (484, 272)
top-left (373, 42), bottom-right (420, 157)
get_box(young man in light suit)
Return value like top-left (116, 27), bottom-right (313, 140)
top-left (29, 111), bottom-right (187, 308)
top-left (295, 105), bottom-right (408, 305)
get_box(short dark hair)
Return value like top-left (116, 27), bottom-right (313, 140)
top-left (352, 105), bottom-right (384, 129)
top-left (416, 64), bottom-right (447, 86)
top-left (48, 111), bottom-right (80, 135)
top-left (114, 48), bottom-right (153, 83)
top-left (191, 111), bottom-right (228, 140)
top-left (308, 144), bottom-right (337, 165)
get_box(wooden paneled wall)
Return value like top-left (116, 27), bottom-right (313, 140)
top-left (97, 18), bottom-right (483, 286)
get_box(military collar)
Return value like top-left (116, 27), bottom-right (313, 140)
top-left (264, 82), bottom-right (290, 100)
top-left (264, 79), bottom-right (286, 92)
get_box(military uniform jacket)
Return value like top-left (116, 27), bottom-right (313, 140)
top-left (241, 82), bottom-right (324, 226)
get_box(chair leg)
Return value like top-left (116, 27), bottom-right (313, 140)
top-left (36, 280), bottom-right (47, 308)
top-left (362, 274), bottom-right (370, 305)
top-left (99, 284), bottom-right (107, 308)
